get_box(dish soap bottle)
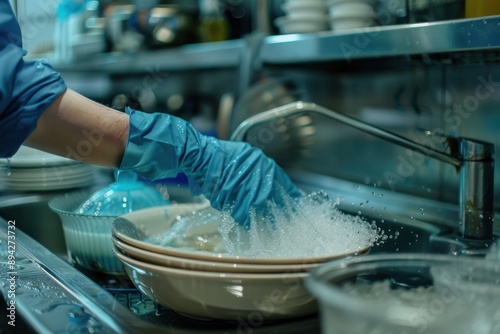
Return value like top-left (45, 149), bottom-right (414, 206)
top-left (198, 0), bottom-right (229, 43)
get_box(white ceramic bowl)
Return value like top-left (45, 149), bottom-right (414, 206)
top-left (285, 0), bottom-right (326, 6)
top-left (275, 16), bottom-right (330, 34)
top-left (112, 204), bottom-right (372, 265)
top-left (112, 235), bottom-right (319, 273)
top-left (282, 1), bottom-right (328, 18)
top-left (114, 249), bottom-right (318, 320)
top-left (327, 0), bottom-right (377, 5)
top-left (330, 16), bottom-right (377, 31)
top-left (328, 2), bottom-right (375, 19)
top-left (284, 10), bottom-right (329, 21)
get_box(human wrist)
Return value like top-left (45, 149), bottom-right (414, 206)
top-left (119, 108), bottom-right (186, 180)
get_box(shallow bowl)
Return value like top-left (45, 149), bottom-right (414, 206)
top-left (112, 235), bottom-right (319, 273)
top-left (111, 204), bottom-right (372, 265)
top-left (114, 249), bottom-right (318, 320)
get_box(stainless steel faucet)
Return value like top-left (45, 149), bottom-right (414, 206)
top-left (230, 101), bottom-right (495, 241)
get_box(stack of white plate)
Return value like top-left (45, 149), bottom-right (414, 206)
top-left (0, 146), bottom-right (95, 192)
top-left (328, 0), bottom-right (379, 31)
top-left (275, 0), bottom-right (330, 34)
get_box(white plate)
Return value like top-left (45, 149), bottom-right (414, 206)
top-left (5, 164), bottom-right (94, 181)
top-left (2, 174), bottom-right (95, 191)
top-left (0, 146), bottom-right (76, 167)
top-left (4, 171), bottom-right (94, 183)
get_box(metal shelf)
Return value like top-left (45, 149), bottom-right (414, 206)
top-left (56, 39), bottom-right (245, 73)
top-left (56, 16), bottom-right (500, 73)
top-left (260, 16), bottom-right (500, 64)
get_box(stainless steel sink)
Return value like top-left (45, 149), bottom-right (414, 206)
top-left (0, 172), bottom-right (484, 333)
top-left (292, 170), bottom-right (480, 255)
top-left (0, 186), bottom-right (198, 257)
top-left (0, 193), bottom-right (67, 256)
top-left (0, 183), bottom-right (467, 261)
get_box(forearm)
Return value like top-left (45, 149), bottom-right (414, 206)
top-left (25, 89), bottom-right (130, 168)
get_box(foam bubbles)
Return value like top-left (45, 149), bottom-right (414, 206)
top-left (156, 190), bottom-right (382, 259)
top-left (217, 190), bottom-right (381, 259)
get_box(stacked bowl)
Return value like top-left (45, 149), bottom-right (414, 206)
top-left (111, 201), bottom-right (374, 321)
top-left (328, 0), bottom-right (379, 31)
top-left (275, 0), bottom-right (330, 34)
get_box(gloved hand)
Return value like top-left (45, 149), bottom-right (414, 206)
top-left (119, 108), bottom-right (302, 226)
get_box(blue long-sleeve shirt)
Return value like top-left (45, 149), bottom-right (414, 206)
top-left (0, 0), bottom-right (66, 158)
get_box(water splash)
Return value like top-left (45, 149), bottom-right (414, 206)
top-left (155, 190), bottom-right (383, 259)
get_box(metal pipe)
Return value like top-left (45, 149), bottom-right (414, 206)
top-left (230, 101), bottom-right (495, 241)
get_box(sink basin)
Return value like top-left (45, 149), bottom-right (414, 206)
top-left (293, 171), bottom-right (471, 255)
top-left (0, 173), bottom-right (477, 334)
top-left (0, 192), bottom-right (466, 260)
top-left (0, 186), bottom-right (197, 257)
top-left (0, 165), bottom-right (473, 258)
top-left (0, 193), bottom-right (67, 255)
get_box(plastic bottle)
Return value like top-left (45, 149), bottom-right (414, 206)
top-left (465, 0), bottom-right (500, 18)
top-left (54, 0), bottom-right (87, 64)
top-left (198, 0), bottom-right (229, 42)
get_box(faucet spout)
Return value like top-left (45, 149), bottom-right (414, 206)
top-left (230, 101), bottom-right (495, 241)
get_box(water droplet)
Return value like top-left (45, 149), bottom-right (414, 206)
top-left (6, 157), bottom-right (11, 176)
top-left (35, 58), bottom-right (49, 69)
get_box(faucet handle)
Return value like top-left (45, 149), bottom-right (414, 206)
top-left (416, 128), bottom-right (494, 161)
top-left (415, 128), bottom-right (460, 158)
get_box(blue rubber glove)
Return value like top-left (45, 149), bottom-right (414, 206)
top-left (119, 108), bottom-right (302, 226)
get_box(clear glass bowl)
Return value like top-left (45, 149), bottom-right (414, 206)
top-left (49, 170), bottom-right (170, 274)
top-left (305, 253), bottom-right (500, 334)
top-left (76, 170), bottom-right (169, 216)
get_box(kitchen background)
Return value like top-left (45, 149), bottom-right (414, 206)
top-left (3, 1), bottom-right (500, 333)
top-left (8, 0), bottom-right (500, 222)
